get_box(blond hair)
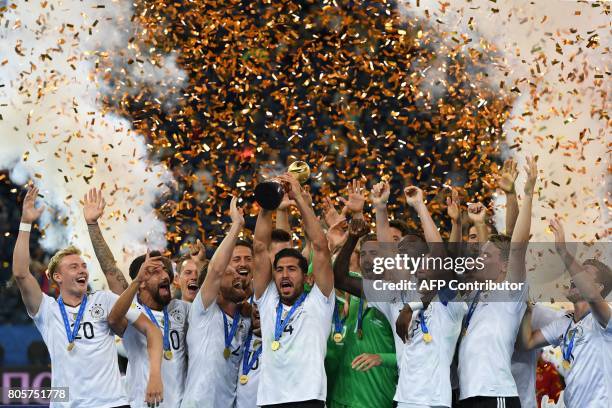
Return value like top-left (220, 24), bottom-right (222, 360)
top-left (47, 246), bottom-right (82, 282)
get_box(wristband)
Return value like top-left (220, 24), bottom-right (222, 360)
top-left (19, 222), bottom-right (32, 232)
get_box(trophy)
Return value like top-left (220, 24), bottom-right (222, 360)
top-left (254, 161), bottom-right (311, 210)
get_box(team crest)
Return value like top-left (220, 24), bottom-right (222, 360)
top-left (90, 304), bottom-right (105, 320)
top-left (170, 309), bottom-right (184, 324)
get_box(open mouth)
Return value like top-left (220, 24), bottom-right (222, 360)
top-left (237, 268), bottom-right (249, 276)
top-left (158, 282), bottom-right (171, 295)
top-left (76, 277), bottom-right (87, 284)
top-left (280, 280), bottom-right (293, 294)
top-left (187, 282), bottom-right (198, 292)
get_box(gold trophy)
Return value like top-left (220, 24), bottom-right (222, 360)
top-left (254, 161), bottom-right (311, 210)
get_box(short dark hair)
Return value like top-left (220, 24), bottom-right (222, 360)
top-left (488, 234), bottom-right (511, 262)
top-left (271, 229), bottom-right (291, 243)
top-left (235, 239), bottom-right (253, 253)
top-left (359, 233), bottom-right (378, 246)
top-left (583, 259), bottom-right (612, 298)
top-left (129, 250), bottom-right (174, 282)
top-left (273, 248), bottom-right (308, 275)
top-left (389, 220), bottom-right (410, 235)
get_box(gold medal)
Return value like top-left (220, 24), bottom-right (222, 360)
top-left (164, 350), bottom-right (173, 360)
top-left (223, 347), bottom-right (231, 359)
top-left (423, 333), bottom-right (433, 343)
top-left (67, 342), bottom-right (75, 352)
top-left (562, 359), bottom-right (571, 370)
top-left (333, 333), bottom-right (343, 343)
top-left (271, 340), bottom-right (280, 351)
top-left (239, 375), bottom-right (249, 385)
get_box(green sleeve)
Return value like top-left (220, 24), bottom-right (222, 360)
top-left (379, 352), bottom-right (396, 368)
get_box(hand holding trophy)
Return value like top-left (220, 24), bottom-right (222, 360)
top-left (254, 161), bottom-right (311, 210)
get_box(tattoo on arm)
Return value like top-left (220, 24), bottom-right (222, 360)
top-left (87, 223), bottom-right (128, 291)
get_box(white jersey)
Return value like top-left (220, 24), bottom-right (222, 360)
top-left (181, 291), bottom-right (250, 408)
top-left (123, 298), bottom-right (190, 408)
top-left (255, 282), bottom-right (335, 405)
top-left (235, 333), bottom-right (263, 408)
top-left (541, 307), bottom-right (612, 408)
top-left (395, 300), bottom-right (466, 407)
top-left (29, 291), bottom-right (135, 408)
top-left (511, 304), bottom-right (564, 408)
top-left (458, 285), bottom-right (528, 400)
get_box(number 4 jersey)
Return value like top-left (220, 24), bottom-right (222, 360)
top-left (29, 291), bottom-right (134, 408)
top-left (123, 298), bottom-right (190, 408)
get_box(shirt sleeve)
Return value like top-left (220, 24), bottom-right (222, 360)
top-left (540, 316), bottom-right (569, 347)
top-left (29, 293), bottom-right (54, 340)
top-left (594, 305), bottom-right (612, 338)
top-left (189, 290), bottom-right (216, 328)
top-left (379, 352), bottom-right (397, 368)
top-left (308, 283), bottom-right (335, 313)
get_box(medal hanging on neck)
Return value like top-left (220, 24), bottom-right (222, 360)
top-left (273, 292), bottom-right (307, 351)
top-left (240, 330), bottom-right (263, 385)
top-left (223, 308), bottom-right (241, 359)
top-left (419, 309), bottom-right (432, 343)
top-left (142, 303), bottom-right (173, 360)
top-left (462, 290), bottom-right (481, 337)
top-left (332, 301), bottom-right (348, 343)
top-left (356, 298), bottom-right (366, 340)
top-left (58, 294), bottom-right (88, 352)
top-left (561, 312), bottom-right (589, 370)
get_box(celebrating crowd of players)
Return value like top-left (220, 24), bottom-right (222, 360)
top-left (11, 157), bottom-right (612, 408)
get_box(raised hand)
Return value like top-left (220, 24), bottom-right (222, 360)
top-left (549, 218), bottom-right (567, 255)
top-left (277, 173), bottom-right (302, 202)
top-left (446, 188), bottom-right (460, 222)
top-left (495, 158), bottom-right (518, 193)
top-left (136, 252), bottom-right (164, 284)
top-left (523, 156), bottom-right (538, 196)
top-left (21, 186), bottom-right (45, 224)
top-left (277, 193), bottom-right (296, 211)
top-left (467, 202), bottom-right (486, 225)
top-left (190, 238), bottom-right (207, 269)
top-left (83, 187), bottom-right (106, 224)
top-left (348, 218), bottom-right (370, 238)
top-left (370, 181), bottom-right (390, 208)
top-left (403, 186), bottom-right (424, 208)
top-left (321, 196), bottom-right (345, 227)
top-left (230, 196), bottom-right (245, 226)
top-left (340, 179), bottom-right (366, 214)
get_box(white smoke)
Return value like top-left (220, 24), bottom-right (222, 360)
top-left (400, 0), bottom-right (610, 243)
top-left (0, 0), bottom-right (185, 288)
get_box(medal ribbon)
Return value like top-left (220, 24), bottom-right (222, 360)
top-left (241, 331), bottom-right (262, 376)
top-left (142, 303), bottom-right (171, 352)
top-left (355, 297), bottom-right (368, 335)
top-left (419, 309), bottom-right (430, 337)
top-left (58, 294), bottom-right (88, 346)
top-left (223, 308), bottom-right (241, 352)
top-left (463, 290), bottom-right (481, 332)
top-left (333, 301), bottom-right (348, 334)
top-left (274, 292), bottom-right (307, 342)
top-left (562, 312), bottom-right (590, 364)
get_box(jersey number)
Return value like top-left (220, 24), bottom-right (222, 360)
top-left (170, 329), bottom-right (180, 350)
top-left (73, 322), bottom-right (95, 339)
top-left (283, 324), bottom-right (294, 336)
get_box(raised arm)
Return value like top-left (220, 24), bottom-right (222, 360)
top-left (279, 174), bottom-right (333, 296)
top-left (339, 179), bottom-right (366, 220)
top-left (108, 252), bottom-right (163, 336)
top-left (200, 196), bottom-right (244, 308)
top-left (371, 181), bottom-right (393, 243)
top-left (404, 186), bottom-right (443, 246)
top-left (275, 194), bottom-right (294, 234)
top-left (495, 158), bottom-right (519, 235)
top-left (13, 187), bottom-right (45, 316)
top-left (253, 208), bottom-right (273, 299)
top-left (83, 187), bottom-right (128, 295)
top-left (333, 219), bottom-right (369, 297)
top-left (550, 218), bottom-right (611, 327)
top-left (518, 303), bottom-right (550, 351)
top-left (506, 156), bottom-right (537, 283)
top-left (446, 188), bottom-right (462, 243)
top-left (467, 202), bottom-right (489, 243)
